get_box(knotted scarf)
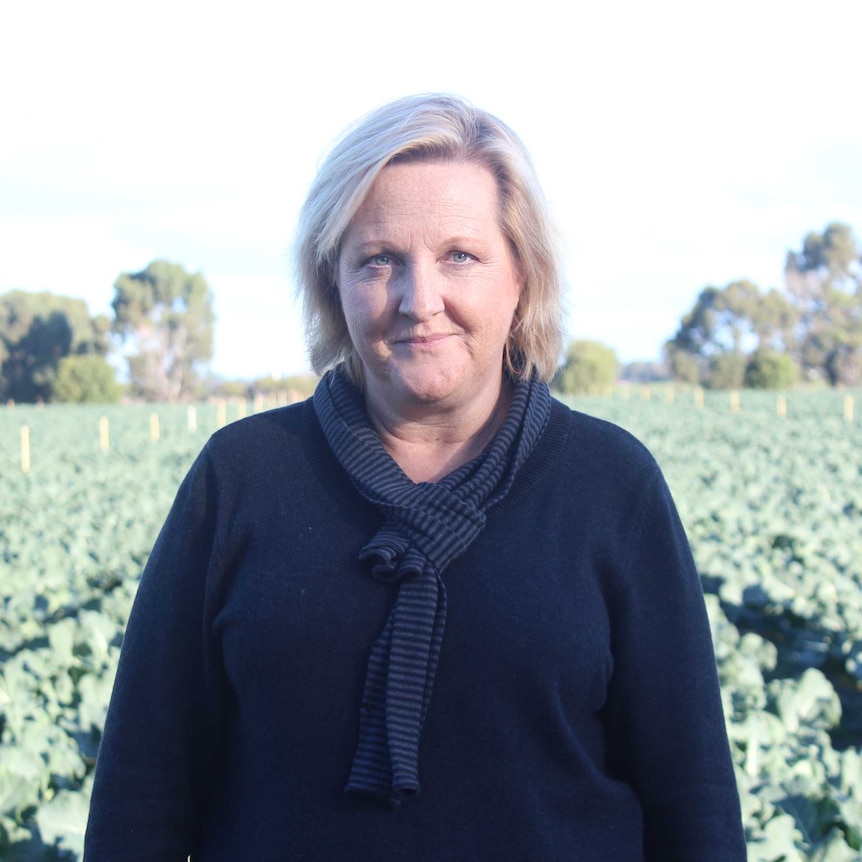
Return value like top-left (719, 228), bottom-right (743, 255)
top-left (313, 366), bottom-right (551, 806)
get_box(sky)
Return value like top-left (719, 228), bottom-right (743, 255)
top-left (2, 0), bottom-right (861, 379)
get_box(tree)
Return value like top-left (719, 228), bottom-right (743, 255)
top-left (667, 281), bottom-right (799, 389)
top-left (666, 348), bottom-right (700, 385)
top-left (744, 349), bottom-right (798, 389)
top-left (669, 281), bottom-right (797, 359)
top-left (667, 222), bottom-right (861, 388)
top-left (785, 222), bottom-right (862, 384)
top-left (0, 291), bottom-right (111, 403)
top-left (708, 351), bottom-right (747, 390)
top-left (53, 355), bottom-right (122, 403)
top-left (112, 260), bottom-right (215, 401)
top-left (555, 340), bottom-right (619, 394)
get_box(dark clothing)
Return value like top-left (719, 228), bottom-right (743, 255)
top-left (85, 398), bottom-right (746, 861)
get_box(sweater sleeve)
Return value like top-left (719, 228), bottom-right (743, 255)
top-left (602, 467), bottom-right (746, 862)
top-left (84, 444), bottom-right (229, 861)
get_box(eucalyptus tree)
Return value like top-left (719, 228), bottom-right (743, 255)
top-left (112, 260), bottom-right (215, 401)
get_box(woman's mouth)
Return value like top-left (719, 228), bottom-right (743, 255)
top-left (394, 333), bottom-right (453, 347)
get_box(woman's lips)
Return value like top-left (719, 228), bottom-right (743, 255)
top-left (393, 333), bottom-right (453, 347)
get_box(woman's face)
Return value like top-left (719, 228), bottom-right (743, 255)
top-left (337, 160), bottom-right (523, 418)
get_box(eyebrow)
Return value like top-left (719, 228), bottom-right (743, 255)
top-left (346, 234), bottom-right (486, 253)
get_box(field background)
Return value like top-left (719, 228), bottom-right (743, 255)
top-left (2, 389), bottom-right (861, 861)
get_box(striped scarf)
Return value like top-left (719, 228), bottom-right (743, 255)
top-left (313, 367), bottom-right (551, 806)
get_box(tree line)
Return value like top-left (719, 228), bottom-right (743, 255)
top-left (663, 221), bottom-right (862, 390)
top-left (1, 261), bottom-right (214, 404)
top-left (2, 222), bottom-right (860, 403)
top-left (557, 221), bottom-right (862, 394)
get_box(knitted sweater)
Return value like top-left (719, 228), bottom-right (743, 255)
top-left (84, 398), bottom-right (746, 861)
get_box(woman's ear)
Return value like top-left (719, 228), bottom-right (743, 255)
top-left (514, 262), bottom-right (527, 299)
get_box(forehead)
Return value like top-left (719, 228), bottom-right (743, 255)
top-left (345, 160), bottom-right (503, 239)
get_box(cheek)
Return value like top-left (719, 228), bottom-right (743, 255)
top-left (487, 281), bottom-right (522, 336)
top-left (339, 282), bottom-right (383, 343)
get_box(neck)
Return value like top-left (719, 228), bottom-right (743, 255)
top-left (364, 380), bottom-right (515, 483)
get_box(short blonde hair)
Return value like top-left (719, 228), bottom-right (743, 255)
top-left (294, 93), bottom-right (564, 383)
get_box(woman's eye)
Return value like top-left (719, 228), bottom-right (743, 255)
top-left (368, 254), bottom-right (392, 267)
top-left (450, 251), bottom-right (471, 263)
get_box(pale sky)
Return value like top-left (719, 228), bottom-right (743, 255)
top-left (2, 0), bottom-right (861, 379)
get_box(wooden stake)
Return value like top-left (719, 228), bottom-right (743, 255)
top-left (777, 396), bottom-right (786, 418)
top-left (665, 386), bottom-right (674, 405)
top-left (845, 395), bottom-right (854, 423)
top-left (217, 400), bottom-right (227, 428)
top-left (695, 387), bottom-right (704, 408)
top-left (150, 412), bottom-right (160, 441)
top-left (730, 391), bottom-right (740, 414)
top-left (99, 416), bottom-right (110, 451)
top-left (236, 400), bottom-right (247, 420)
top-left (21, 425), bottom-right (30, 473)
top-left (187, 405), bottom-right (197, 432)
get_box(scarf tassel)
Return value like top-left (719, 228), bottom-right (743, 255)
top-left (345, 566), bottom-right (447, 806)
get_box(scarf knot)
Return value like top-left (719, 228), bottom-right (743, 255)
top-left (313, 367), bottom-right (550, 806)
top-left (359, 536), bottom-right (428, 583)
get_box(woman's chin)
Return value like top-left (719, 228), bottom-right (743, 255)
top-left (369, 365), bottom-right (467, 411)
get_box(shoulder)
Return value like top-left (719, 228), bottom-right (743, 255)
top-left (208, 399), bottom-right (310, 448)
top-left (202, 400), bottom-right (315, 470)
top-left (549, 398), bottom-right (663, 490)
top-left (171, 399), bottom-right (331, 509)
top-left (509, 398), bottom-right (668, 532)
top-left (195, 396), bottom-right (355, 500)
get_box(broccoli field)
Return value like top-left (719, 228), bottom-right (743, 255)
top-left (2, 390), bottom-right (861, 860)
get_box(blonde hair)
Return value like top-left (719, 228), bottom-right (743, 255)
top-left (294, 93), bottom-right (564, 383)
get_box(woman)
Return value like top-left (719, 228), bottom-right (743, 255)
top-left (85, 94), bottom-right (745, 860)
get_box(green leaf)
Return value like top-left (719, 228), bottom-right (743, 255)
top-left (35, 786), bottom-right (90, 858)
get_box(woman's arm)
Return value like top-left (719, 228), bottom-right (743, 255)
top-left (602, 469), bottom-right (746, 862)
top-left (84, 446), bottom-right (228, 861)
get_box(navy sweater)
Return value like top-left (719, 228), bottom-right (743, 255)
top-left (84, 398), bottom-right (745, 861)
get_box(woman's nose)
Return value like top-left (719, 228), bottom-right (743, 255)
top-left (397, 263), bottom-right (445, 320)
